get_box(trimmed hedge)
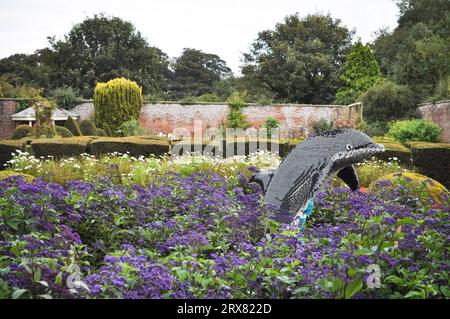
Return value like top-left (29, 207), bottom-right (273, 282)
top-left (0, 170), bottom-right (34, 181)
top-left (409, 142), bottom-right (450, 188)
top-left (55, 126), bottom-right (74, 138)
top-left (30, 137), bottom-right (93, 159)
top-left (0, 140), bottom-right (26, 169)
top-left (11, 125), bottom-right (33, 140)
top-left (172, 139), bottom-right (290, 157)
top-left (370, 172), bottom-right (448, 205)
top-left (89, 137), bottom-right (170, 157)
top-left (374, 142), bottom-right (413, 166)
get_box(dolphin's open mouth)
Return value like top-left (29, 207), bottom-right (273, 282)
top-left (333, 143), bottom-right (385, 191)
top-left (332, 143), bottom-right (385, 163)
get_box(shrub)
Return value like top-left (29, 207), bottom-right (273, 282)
top-left (94, 78), bottom-right (143, 131)
top-left (387, 119), bottom-right (443, 144)
top-left (55, 126), bottom-right (74, 138)
top-left (179, 96), bottom-right (199, 104)
top-left (89, 137), bottom-right (170, 158)
top-left (64, 116), bottom-right (82, 136)
top-left (312, 118), bottom-right (333, 134)
top-left (263, 117), bottom-right (280, 138)
top-left (0, 140), bottom-right (25, 168)
top-left (409, 142), bottom-right (450, 188)
top-left (115, 119), bottom-right (144, 137)
top-left (0, 170), bottom-right (34, 181)
top-left (196, 93), bottom-right (221, 102)
top-left (226, 92), bottom-right (250, 129)
top-left (79, 119), bottom-right (98, 136)
top-left (11, 125), bottom-right (33, 140)
top-left (361, 81), bottom-right (416, 123)
top-left (49, 86), bottom-right (81, 109)
top-left (30, 137), bottom-right (92, 158)
top-left (363, 121), bottom-right (388, 137)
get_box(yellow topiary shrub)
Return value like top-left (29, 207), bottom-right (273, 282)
top-left (369, 172), bottom-right (448, 204)
top-left (0, 170), bottom-right (34, 181)
top-left (94, 77), bottom-right (143, 132)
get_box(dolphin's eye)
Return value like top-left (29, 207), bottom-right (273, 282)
top-left (345, 144), bottom-right (353, 151)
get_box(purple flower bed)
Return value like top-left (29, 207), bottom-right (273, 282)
top-left (0, 173), bottom-right (448, 299)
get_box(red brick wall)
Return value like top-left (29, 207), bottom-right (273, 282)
top-left (0, 100), bottom-right (17, 139)
top-left (139, 103), bottom-right (358, 138)
top-left (66, 102), bottom-right (358, 138)
top-left (418, 100), bottom-right (450, 143)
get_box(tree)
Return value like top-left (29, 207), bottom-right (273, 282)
top-left (169, 48), bottom-right (232, 99)
top-left (372, 0), bottom-right (450, 101)
top-left (361, 81), bottom-right (416, 124)
top-left (241, 13), bottom-right (353, 104)
top-left (334, 42), bottom-right (382, 104)
top-left (94, 78), bottom-right (143, 131)
top-left (43, 14), bottom-right (169, 97)
top-left (0, 51), bottom-right (51, 99)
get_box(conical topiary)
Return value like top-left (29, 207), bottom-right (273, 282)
top-left (79, 119), bottom-right (98, 136)
top-left (97, 128), bottom-right (107, 136)
top-left (104, 124), bottom-right (112, 137)
top-left (64, 117), bottom-right (82, 136)
top-left (55, 126), bottom-right (74, 138)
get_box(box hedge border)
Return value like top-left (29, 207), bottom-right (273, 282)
top-left (89, 137), bottom-right (170, 157)
top-left (408, 142), bottom-right (450, 188)
top-left (0, 140), bottom-right (26, 168)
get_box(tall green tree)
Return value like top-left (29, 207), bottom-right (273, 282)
top-left (372, 0), bottom-right (450, 101)
top-left (43, 14), bottom-right (169, 97)
top-left (0, 51), bottom-right (51, 90)
top-left (169, 48), bottom-right (232, 99)
top-left (334, 42), bottom-right (382, 104)
top-left (241, 13), bottom-right (354, 104)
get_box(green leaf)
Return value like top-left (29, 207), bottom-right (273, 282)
top-left (345, 278), bottom-right (363, 299)
top-left (397, 217), bottom-right (416, 226)
top-left (440, 286), bottom-right (450, 297)
top-left (38, 294), bottom-right (53, 299)
top-left (33, 269), bottom-right (41, 282)
top-left (355, 248), bottom-right (374, 256)
top-left (55, 272), bottom-right (63, 285)
top-left (293, 287), bottom-right (309, 295)
top-left (12, 289), bottom-right (28, 299)
top-left (176, 269), bottom-right (188, 281)
top-left (247, 271), bottom-right (258, 281)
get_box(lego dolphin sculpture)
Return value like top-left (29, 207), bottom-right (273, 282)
top-left (249, 129), bottom-right (385, 223)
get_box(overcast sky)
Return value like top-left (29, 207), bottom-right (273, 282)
top-left (0, 0), bottom-right (399, 75)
